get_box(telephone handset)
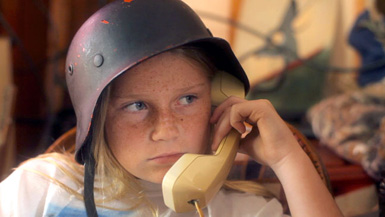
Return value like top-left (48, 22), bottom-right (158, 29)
top-left (162, 71), bottom-right (245, 213)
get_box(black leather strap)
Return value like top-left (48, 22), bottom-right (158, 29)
top-left (84, 155), bottom-right (99, 217)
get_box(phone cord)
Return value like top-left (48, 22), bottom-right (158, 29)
top-left (193, 200), bottom-right (205, 217)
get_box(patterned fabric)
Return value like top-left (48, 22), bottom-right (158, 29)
top-left (307, 79), bottom-right (385, 180)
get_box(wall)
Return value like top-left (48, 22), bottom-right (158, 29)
top-left (183, 0), bottom-right (364, 92)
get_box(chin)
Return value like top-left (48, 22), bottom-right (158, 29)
top-left (143, 170), bottom-right (169, 184)
top-left (145, 176), bottom-right (165, 184)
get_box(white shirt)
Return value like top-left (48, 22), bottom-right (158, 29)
top-left (0, 157), bottom-right (288, 217)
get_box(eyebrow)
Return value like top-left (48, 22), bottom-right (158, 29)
top-left (177, 82), bottom-right (207, 92)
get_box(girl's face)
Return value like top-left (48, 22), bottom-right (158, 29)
top-left (105, 51), bottom-right (212, 183)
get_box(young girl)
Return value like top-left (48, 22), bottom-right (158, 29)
top-left (0, 0), bottom-right (343, 216)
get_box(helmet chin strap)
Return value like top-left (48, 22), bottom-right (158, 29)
top-left (84, 152), bottom-right (99, 217)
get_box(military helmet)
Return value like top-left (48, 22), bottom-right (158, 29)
top-left (65, 0), bottom-right (250, 163)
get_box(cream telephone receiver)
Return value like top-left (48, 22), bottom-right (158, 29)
top-left (162, 71), bottom-right (245, 213)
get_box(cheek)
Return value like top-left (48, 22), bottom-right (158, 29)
top-left (105, 121), bottom-right (151, 177)
top-left (105, 114), bottom-right (148, 157)
top-left (182, 104), bottom-right (212, 149)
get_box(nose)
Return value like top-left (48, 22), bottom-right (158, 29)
top-left (150, 109), bottom-right (179, 142)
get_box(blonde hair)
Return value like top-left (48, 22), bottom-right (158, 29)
top-left (22, 87), bottom-right (157, 214)
top-left (91, 86), bottom-right (158, 214)
top-left (23, 47), bottom-right (273, 215)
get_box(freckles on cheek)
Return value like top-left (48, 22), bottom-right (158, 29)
top-left (122, 122), bottom-right (150, 144)
top-left (184, 113), bottom-right (210, 131)
top-left (116, 122), bottom-right (143, 139)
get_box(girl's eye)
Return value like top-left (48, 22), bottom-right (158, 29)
top-left (179, 95), bottom-right (197, 105)
top-left (124, 101), bottom-right (147, 111)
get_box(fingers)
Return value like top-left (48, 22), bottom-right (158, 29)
top-left (210, 96), bottom-right (244, 124)
top-left (210, 97), bottom-right (247, 151)
top-left (211, 98), bottom-right (304, 168)
top-left (210, 98), bottom-right (285, 153)
top-left (211, 109), bottom-right (232, 151)
top-left (210, 97), bottom-right (259, 151)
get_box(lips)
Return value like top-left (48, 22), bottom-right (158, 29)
top-left (148, 152), bottom-right (185, 164)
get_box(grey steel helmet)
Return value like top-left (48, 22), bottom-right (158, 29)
top-left (65, 0), bottom-right (250, 164)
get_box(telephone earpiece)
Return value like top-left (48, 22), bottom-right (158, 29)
top-left (162, 71), bottom-right (245, 212)
top-left (211, 71), bottom-right (245, 106)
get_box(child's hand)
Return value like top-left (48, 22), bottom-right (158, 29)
top-left (210, 97), bottom-right (302, 169)
top-left (210, 98), bottom-right (344, 217)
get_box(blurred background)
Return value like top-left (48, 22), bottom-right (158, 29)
top-left (0, 0), bottom-right (383, 216)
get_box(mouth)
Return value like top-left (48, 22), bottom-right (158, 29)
top-left (148, 152), bottom-right (185, 164)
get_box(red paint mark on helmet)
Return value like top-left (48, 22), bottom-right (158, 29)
top-left (87, 114), bottom-right (94, 131)
top-left (75, 62), bottom-right (78, 66)
top-left (77, 54), bottom-right (80, 58)
top-left (101, 20), bottom-right (109, 24)
top-left (124, 0), bottom-right (134, 2)
top-left (87, 121), bottom-right (92, 132)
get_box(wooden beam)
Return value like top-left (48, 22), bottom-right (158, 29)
top-left (229, 0), bottom-right (243, 46)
